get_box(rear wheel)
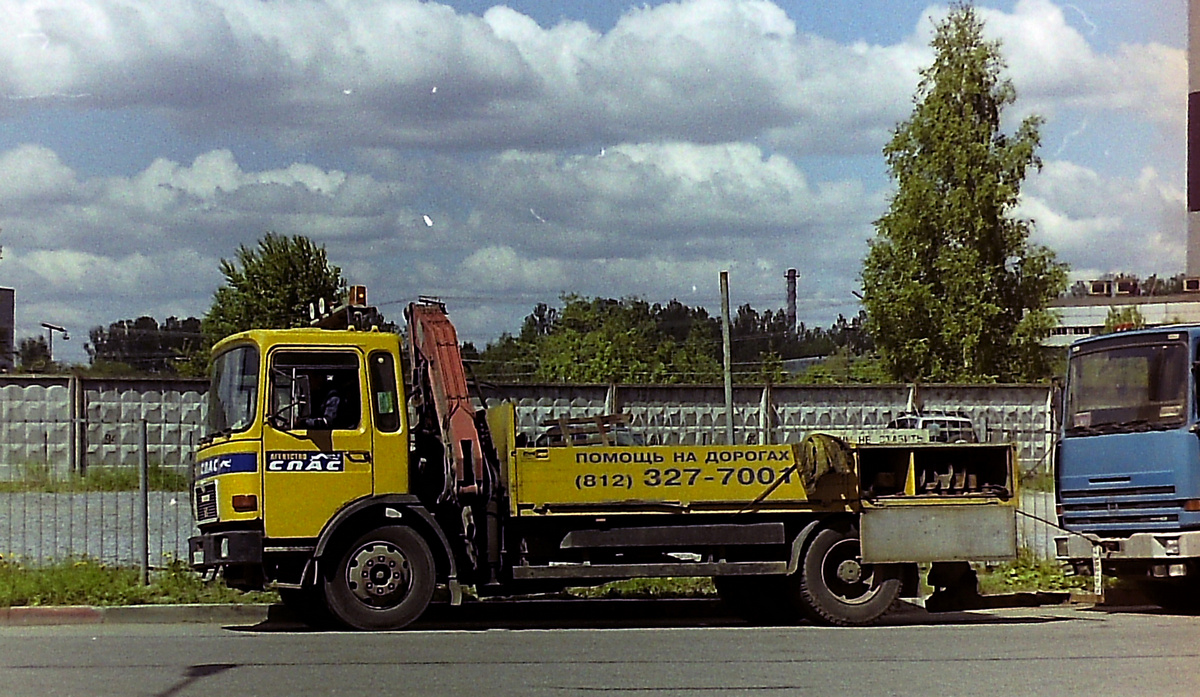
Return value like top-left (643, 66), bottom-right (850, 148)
top-left (324, 526), bottom-right (436, 631)
top-left (794, 524), bottom-right (901, 626)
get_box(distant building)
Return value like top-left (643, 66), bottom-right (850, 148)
top-left (0, 287), bottom-right (12, 372)
top-left (1046, 284), bottom-right (1200, 348)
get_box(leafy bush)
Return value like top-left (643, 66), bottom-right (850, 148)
top-left (977, 549), bottom-right (1090, 594)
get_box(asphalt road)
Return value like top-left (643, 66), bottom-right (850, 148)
top-left (3, 600), bottom-right (1200, 697)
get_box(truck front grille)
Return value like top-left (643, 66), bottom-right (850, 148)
top-left (1063, 513), bottom-right (1180, 527)
top-left (195, 481), bottom-right (218, 523)
top-left (1060, 485), bottom-right (1182, 532)
top-left (1060, 485), bottom-right (1175, 499)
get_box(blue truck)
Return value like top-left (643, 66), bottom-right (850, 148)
top-left (1055, 325), bottom-right (1200, 608)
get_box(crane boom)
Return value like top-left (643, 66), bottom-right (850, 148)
top-left (406, 299), bottom-right (485, 500)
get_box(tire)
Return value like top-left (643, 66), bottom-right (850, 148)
top-left (714, 576), bottom-right (798, 624)
top-left (278, 585), bottom-right (335, 629)
top-left (324, 526), bottom-right (436, 631)
top-left (794, 525), bottom-right (901, 626)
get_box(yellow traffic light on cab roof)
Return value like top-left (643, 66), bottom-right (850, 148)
top-left (349, 285), bottom-right (367, 307)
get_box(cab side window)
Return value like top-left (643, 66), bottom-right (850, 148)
top-left (369, 351), bottom-right (401, 433)
top-left (271, 350), bottom-right (362, 431)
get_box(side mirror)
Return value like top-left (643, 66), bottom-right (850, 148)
top-left (291, 374), bottom-right (312, 429)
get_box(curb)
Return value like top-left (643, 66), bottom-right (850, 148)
top-left (0, 604), bottom-right (273, 627)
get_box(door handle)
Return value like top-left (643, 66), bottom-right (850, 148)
top-left (346, 451), bottom-right (373, 463)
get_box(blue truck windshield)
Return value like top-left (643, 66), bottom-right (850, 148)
top-left (207, 344), bottom-right (260, 438)
top-left (1065, 338), bottom-right (1188, 436)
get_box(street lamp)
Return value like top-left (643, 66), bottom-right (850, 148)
top-left (41, 322), bottom-right (69, 362)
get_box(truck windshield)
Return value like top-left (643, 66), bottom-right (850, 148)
top-left (1065, 339), bottom-right (1188, 436)
top-left (207, 344), bottom-right (260, 438)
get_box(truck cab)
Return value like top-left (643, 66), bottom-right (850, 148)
top-left (1055, 326), bottom-right (1200, 603)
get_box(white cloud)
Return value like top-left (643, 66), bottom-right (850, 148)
top-left (0, 1), bottom-right (1188, 362)
top-left (467, 142), bottom-right (874, 251)
top-left (978, 0), bottom-right (1184, 129)
top-left (2, 1), bottom-right (1179, 155)
top-left (0, 140), bottom-right (880, 360)
top-left (1020, 159), bottom-right (1185, 278)
top-left (0, 144), bottom-right (78, 201)
top-left (460, 245), bottom-right (567, 291)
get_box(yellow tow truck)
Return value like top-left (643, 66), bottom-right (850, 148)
top-left (190, 291), bottom-right (1018, 629)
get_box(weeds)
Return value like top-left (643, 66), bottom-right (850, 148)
top-left (567, 555), bottom-right (1090, 601)
top-left (1019, 468), bottom-right (1054, 493)
top-left (0, 462), bottom-right (190, 493)
top-left (976, 548), bottom-right (1090, 594)
top-left (0, 556), bottom-right (276, 607)
top-left (0, 550), bottom-right (1088, 608)
top-left (567, 577), bottom-right (717, 599)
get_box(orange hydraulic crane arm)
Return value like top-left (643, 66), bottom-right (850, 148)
top-left (406, 300), bottom-right (485, 501)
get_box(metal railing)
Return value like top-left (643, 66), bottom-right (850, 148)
top-left (0, 419), bottom-right (195, 570)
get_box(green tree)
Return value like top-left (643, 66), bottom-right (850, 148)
top-left (530, 296), bottom-right (719, 383)
top-left (476, 296), bottom-right (722, 384)
top-left (202, 232), bottom-right (346, 346)
top-left (87, 316), bottom-right (202, 374)
top-left (476, 296), bottom-right (893, 385)
top-left (861, 3), bottom-right (1067, 383)
top-left (795, 349), bottom-right (890, 385)
top-left (1102, 306), bottom-right (1146, 334)
top-left (17, 336), bottom-right (52, 373)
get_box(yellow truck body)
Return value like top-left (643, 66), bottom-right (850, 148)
top-left (190, 317), bottom-right (1019, 631)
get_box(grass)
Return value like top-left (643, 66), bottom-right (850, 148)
top-left (1018, 468), bottom-right (1054, 493)
top-left (0, 557), bottom-right (278, 608)
top-left (566, 553), bottom-right (1089, 600)
top-left (976, 548), bottom-right (1091, 595)
top-left (567, 577), bottom-right (717, 599)
top-left (0, 551), bottom-right (1085, 608)
top-left (0, 462), bottom-right (190, 493)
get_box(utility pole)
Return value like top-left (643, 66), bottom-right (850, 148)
top-left (785, 268), bottom-right (798, 335)
top-left (41, 322), bottom-right (69, 363)
top-left (720, 271), bottom-right (734, 446)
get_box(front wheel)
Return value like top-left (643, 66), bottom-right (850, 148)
top-left (793, 524), bottom-right (901, 626)
top-left (325, 526), bottom-right (436, 631)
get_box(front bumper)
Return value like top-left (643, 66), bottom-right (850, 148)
top-left (1056, 530), bottom-right (1200, 562)
top-left (189, 530), bottom-right (264, 570)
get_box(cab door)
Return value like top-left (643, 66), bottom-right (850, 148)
top-left (262, 347), bottom-right (374, 539)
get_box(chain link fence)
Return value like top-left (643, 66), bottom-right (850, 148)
top-left (0, 376), bottom-right (203, 568)
top-left (2, 377), bottom-right (1059, 567)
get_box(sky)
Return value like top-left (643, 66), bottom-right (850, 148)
top-left (0, 0), bottom-right (1187, 365)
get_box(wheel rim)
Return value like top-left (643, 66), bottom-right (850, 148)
top-left (819, 537), bottom-right (881, 606)
top-left (346, 540), bottom-right (413, 607)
